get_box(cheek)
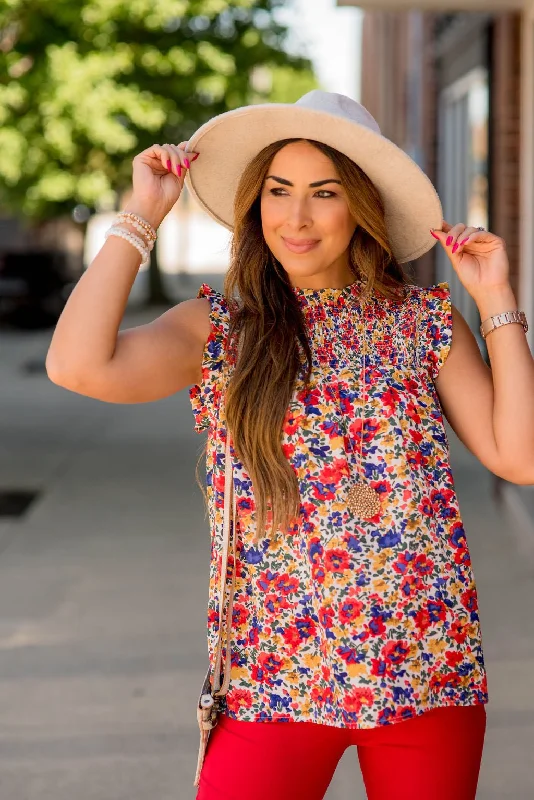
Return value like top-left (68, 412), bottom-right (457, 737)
top-left (318, 205), bottom-right (355, 242)
top-left (319, 203), bottom-right (350, 226)
top-left (260, 196), bottom-right (284, 230)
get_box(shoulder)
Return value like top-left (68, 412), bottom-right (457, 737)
top-left (405, 282), bottom-right (453, 380)
top-left (408, 281), bottom-right (452, 323)
top-left (195, 283), bottom-right (235, 321)
top-left (167, 283), bottom-right (232, 346)
top-left (407, 280), bottom-right (451, 304)
top-left (161, 295), bottom-right (210, 347)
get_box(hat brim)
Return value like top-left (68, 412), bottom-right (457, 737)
top-left (184, 103), bottom-right (442, 264)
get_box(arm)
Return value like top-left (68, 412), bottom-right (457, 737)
top-left (46, 142), bottom-right (208, 403)
top-left (47, 289), bottom-right (211, 403)
top-left (434, 289), bottom-right (534, 485)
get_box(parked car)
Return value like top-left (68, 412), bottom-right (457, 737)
top-left (0, 250), bottom-right (75, 329)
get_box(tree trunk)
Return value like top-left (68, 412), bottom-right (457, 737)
top-left (146, 245), bottom-right (173, 307)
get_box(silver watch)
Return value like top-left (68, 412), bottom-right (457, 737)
top-left (480, 309), bottom-right (528, 340)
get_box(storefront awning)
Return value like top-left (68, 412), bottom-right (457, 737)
top-left (337, 0), bottom-right (527, 9)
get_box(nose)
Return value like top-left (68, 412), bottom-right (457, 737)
top-left (285, 196), bottom-right (313, 229)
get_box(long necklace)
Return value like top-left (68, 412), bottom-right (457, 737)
top-left (339, 299), bottom-right (382, 519)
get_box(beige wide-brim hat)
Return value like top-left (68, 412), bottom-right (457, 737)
top-left (184, 90), bottom-right (443, 264)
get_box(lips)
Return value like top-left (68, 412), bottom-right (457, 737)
top-left (282, 237), bottom-right (321, 253)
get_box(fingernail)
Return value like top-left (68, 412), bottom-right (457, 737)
top-left (446, 236), bottom-right (453, 246)
top-left (191, 153), bottom-right (200, 161)
top-left (176, 164), bottom-right (182, 177)
top-left (430, 231), bottom-right (440, 240)
top-left (452, 243), bottom-right (458, 254)
top-left (183, 158), bottom-right (190, 169)
top-left (166, 159), bottom-right (171, 171)
top-left (460, 237), bottom-right (470, 245)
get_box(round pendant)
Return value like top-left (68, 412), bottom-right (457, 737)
top-left (347, 481), bottom-right (381, 518)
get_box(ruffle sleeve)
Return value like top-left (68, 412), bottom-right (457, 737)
top-left (416, 281), bottom-right (453, 381)
top-left (188, 283), bottom-right (231, 433)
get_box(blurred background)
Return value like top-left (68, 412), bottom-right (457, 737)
top-left (0, 1), bottom-right (533, 797)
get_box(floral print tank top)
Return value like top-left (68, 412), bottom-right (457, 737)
top-left (188, 279), bottom-right (489, 728)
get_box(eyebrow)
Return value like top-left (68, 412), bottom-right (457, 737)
top-left (265, 175), bottom-right (342, 188)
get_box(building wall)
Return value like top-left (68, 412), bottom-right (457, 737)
top-left (361, 13), bottom-right (407, 152)
top-left (360, 11), bottom-right (438, 286)
top-left (490, 13), bottom-right (522, 290)
top-left (359, 10), bottom-right (522, 297)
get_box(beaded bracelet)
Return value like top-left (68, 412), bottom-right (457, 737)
top-left (116, 211), bottom-right (157, 243)
top-left (104, 225), bottom-right (150, 267)
top-left (114, 214), bottom-right (155, 250)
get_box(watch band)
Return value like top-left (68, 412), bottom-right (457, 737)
top-left (480, 309), bottom-right (528, 340)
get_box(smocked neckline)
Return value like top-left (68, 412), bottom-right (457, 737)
top-left (291, 278), bottom-right (364, 306)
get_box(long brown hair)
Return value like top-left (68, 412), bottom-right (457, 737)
top-left (196, 138), bottom-right (413, 543)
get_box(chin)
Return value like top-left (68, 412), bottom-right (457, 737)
top-left (277, 258), bottom-right (321, 273)
top-left (273, 251), bottom-right (325, 269)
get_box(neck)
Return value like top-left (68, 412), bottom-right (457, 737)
top-left (289, 271), bottom-right (358, 291)
top-left (285, 251), bottom-right (357, 290)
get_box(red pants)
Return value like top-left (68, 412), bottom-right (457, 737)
top-left (196, 704), bottom-right (487, 800)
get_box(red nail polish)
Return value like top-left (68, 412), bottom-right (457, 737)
top-left (430, 231), bottom-right (439, 240)
top-left (176, 164), bottom-right (182, 177)
top-left (446, 236), bottom-right (453, 246)
top-left (191, 153), bottom-right (199, 161)
top-left (183, 158), bottom-right (190, 169)
top-left (460, 237), bottom-right (469, 245)
top-left (166, 159), bottom-right (171, 171)
top-left (452, 243), bottom-right (458, 254)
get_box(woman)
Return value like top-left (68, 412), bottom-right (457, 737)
top-left (46, 91), bottom-right (533, 800)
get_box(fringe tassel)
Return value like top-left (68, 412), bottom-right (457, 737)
top-left (193, 706), bottom-right (215, 788)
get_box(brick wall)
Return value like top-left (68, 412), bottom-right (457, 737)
top-left (360, 11), bottom-right (438, 286)
top-left (359, 10), bottom-right (523, 294)
top-left (490, 13), bottom-right (522, 293)
top-left (417, 13), bottom-right (440, 287)
top-left (361, 12), bottom-right (408, 146)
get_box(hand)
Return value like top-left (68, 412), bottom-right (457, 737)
top-left (430, 221), bottom-right (511, 298)
top-left (129, 141), bottom-right (199, 226)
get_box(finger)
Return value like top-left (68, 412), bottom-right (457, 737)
top-left (430, 222), bottom-right (466, 249)
top-left (136, 143), bottom-right (180, 177)
top-left (172, 143), bottom-right (199, 172)
top-left (457, 226), bottom-right (482, 244)
top-left (134, 144), bottom-right (167, 174)
top-left (429, 220), bottom-right (449, 243)
top-left (169, 144), bottom-right (189, 175)
top-left (160, 143), bottom-right (183, 178)
top-left (454, 228), bottom-right (486, 254)
top-left (176, 141), bottom-right (199, 159)
top-left (446, 223), bottom-right (468, 248)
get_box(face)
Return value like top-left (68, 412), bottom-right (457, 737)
top-left (260, 140), bottom-right (358, 288)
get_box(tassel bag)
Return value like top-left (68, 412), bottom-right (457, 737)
top-left (193, 428), bottom-right (237, 788)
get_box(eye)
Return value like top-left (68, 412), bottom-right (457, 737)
top-left (268, 188), bottom-right (336, 198)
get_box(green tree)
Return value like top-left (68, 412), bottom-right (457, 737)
top-left (0, 0), bottom-right (317, 302)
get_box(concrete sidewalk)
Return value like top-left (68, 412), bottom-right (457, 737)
top-left (0, 304), bottom-right (533, 799)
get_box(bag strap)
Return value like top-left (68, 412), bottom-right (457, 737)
top-left (210, 326), bottom-right (242, 700)
top-left (211, 431), bottom-right (237, 698)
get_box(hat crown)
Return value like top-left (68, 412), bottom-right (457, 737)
top-left (295, 90), bottom-right (382, 136)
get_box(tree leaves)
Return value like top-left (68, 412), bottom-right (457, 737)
top-left (0, 0), bottom-right (317, 220)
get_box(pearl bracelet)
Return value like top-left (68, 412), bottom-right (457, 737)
top-left (114, 214), bottom-right (155, 250)
top-left (104, 225), bottom-right (150, 267)
top-left (116, 211), bottom-right (157, 243)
